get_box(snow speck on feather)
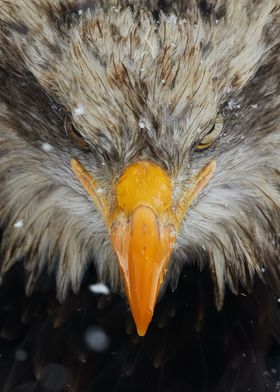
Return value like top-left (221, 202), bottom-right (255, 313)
top-left (138, 119), bottom-right (145, 129)
top-left (42, 143), bottom-right (53, 152)
top-left (85, 326), bottom-right (110, 352)
top-left (14, 219), bottom-right (24, 228)
top-left (227, 99), bottom-right (241, 111)
top-left (73, 104), bottom-right (85, 117)
top-left (15, 350), bottom-right (28, 361)
top-left (89, 283), bottom-right (110, 295)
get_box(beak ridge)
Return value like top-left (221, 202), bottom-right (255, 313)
top-left (110, 205), bottom-right (176, 336)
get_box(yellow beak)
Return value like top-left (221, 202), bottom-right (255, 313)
top-left (71, 159), bottom-right (216, 336)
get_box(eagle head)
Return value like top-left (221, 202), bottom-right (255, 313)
top-left (0, 0), bottom-right (280, 336)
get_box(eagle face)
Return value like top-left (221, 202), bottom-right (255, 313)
top-left (0, 0), bottom-right (280, 335)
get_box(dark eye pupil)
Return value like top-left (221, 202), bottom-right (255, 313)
top-left (207, 123), bottom-right (215, 135)
top-left (64, 114), bottom-right (90, 151)
top-left (65, 114), bottom-right (82, 137)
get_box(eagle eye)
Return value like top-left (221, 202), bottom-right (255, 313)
top-left (196, 113), bottom-right (223, 151)
top-left (64, 114), bottom-right (90, 151)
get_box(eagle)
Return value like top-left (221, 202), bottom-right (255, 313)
top-left (0, 0), bottom-right (279, 391)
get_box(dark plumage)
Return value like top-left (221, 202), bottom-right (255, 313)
top-left (0, 1), bottom-right (280, 391)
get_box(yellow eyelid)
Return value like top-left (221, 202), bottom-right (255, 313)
top-left (196, 142), bottom-right (212, 150)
